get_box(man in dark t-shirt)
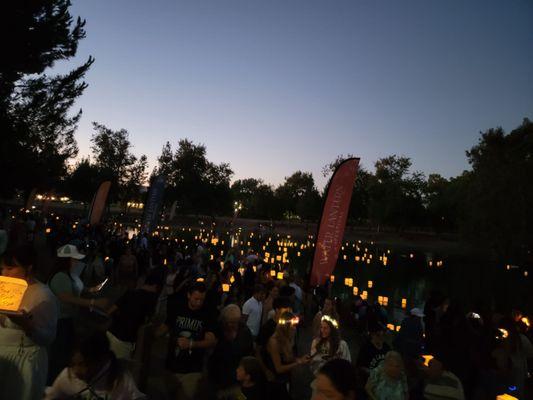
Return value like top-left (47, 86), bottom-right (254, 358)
top-left (158, 281), bottom-right (217, 400)
top-left (356, 323), bottom-right (391, 373)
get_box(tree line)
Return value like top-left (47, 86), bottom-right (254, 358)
top-left (1, 1), bottom-right (532, 263)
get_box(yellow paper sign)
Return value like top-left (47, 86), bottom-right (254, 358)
top-left (0, 276), bottom-right (28, 312)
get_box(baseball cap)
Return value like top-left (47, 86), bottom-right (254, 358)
top-left (411, 307), bottom-right (425, 317)
top-left (57, 244), bottom-right (85, 260)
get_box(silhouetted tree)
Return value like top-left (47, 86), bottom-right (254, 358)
top-left (154, 139), bottom-right (233, 216)
top-left (0, 0), bottom-right (93, 197)
top-left (90, 122), bottom-right (147, 203)
top-left (464, 118), bottom-right (533, 260)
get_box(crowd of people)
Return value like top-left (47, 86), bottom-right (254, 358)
top-left (0, 209), bottom-right (531, 400)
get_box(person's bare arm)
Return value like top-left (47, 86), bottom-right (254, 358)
top-left (266, 337), bottom-right (307, 374)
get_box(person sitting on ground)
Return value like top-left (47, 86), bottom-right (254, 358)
top-left (0, 243), bottom-right (59, 400)
top-left (423, 356), bottom-right (465, 400)
top-left (208, 304), bottom-right (254, 397)
top-left (312, 297), bottom-right (340, 338)
top-left (312, 358), bottom-right (357, 400)
top-left (366, 350), bottom-right (408, 400)
top-left (236, 356), bottom-right (268, 400)
top-left (310, 315), bottom-right (351, 375)
top-left (44, 332), bottom-right (145, 399)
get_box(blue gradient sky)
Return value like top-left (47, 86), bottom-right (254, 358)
top-left (52, 0), bottom-right (533, 189)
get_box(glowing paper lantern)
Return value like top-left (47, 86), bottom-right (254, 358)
top-left (276, 255), bottom-right (282, 261)
top-left (344, 277), bottom-right (353, 287)
top-left (270, 270), bottom-right (276, 277)
top-left (395, 325), bottom-right (401, 332)
top-left (361, 290), bottom-right (368, 300)
top-left (45, 228), bottom-right (51, 234)
top-left (196, 278), bottom-right (205, 282)
top-left (297, 252), bottom-right (301, 257)
top-left (0, 276), bottom-right (28, 313)
top-left (497, 394), bottom-right (518, 400)
top-left (368, 280), bottom-right (373, 288)
top-left (230, 275), bottom-right (235, 284)
top-left (401, 298), bottom-right (407, 309)
top-left (422, 355), bottom-right (434, 367)
top-left (378, 296), bottom-right (383, 305)
top-left (383, 297), bottom-right (389, 306)
top-left (521, 317), bottom-right (530, 327)
top-left (355, 256), bottom-right (360, 262)
top-left (386, 324), bottom-right (394, 331)
top-left (353, 287), bottom-right (359, 295)
top-left (277, 272), bottom-right (284, 280)
top-left (222, 284), bottom-right (230, 293)
top-left (330, 275), bottom-right (335, 283)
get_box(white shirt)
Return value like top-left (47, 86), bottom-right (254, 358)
top-left (44, 365), bottom-right (145, 400)
top-left (2, 281), bottom-right (59, 346)
top-left (242, 296), bottom-right (263, 337)
top-left (290, 283), bottom-right (303, 301)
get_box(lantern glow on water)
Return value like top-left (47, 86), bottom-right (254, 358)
top-left (422, 355), bottom-right (434, 367)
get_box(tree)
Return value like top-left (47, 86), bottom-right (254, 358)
top-left (90, 122), bottom-right (147, 203)
top-left (62, 158), bottom-right (101, 203)
top-left (0, 0), bottom-right (93, 197)
top-left (231, 178), bottom-right (277, 219)
top-left (275, 171), bottom-right (321, 221)
top-left (154, 139), bottom-right (233, 216)
top-left (464, 118), bottom-right (533, 260)
top-left (368, 155), bottom-right (426, 229)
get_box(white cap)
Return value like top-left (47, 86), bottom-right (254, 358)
top-left (57, 244), bottom-right (85, 260)
top-left (410, 307), bottom-right (425, 317)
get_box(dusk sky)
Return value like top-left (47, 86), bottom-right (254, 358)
top-left (53, 0), bottom-right (533, 190)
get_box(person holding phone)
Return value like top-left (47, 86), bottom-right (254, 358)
top-left (47, 244), bottom-right (109, 383)
top-left (0, 243), bottom-right (59, 400)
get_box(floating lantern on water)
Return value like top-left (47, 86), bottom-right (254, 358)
top-left (422, 355), bottom-right (434, 367)
top-left (368, 280), bottom-right (373, 288)
top-left (497, 395), bottom-right (518, 400)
